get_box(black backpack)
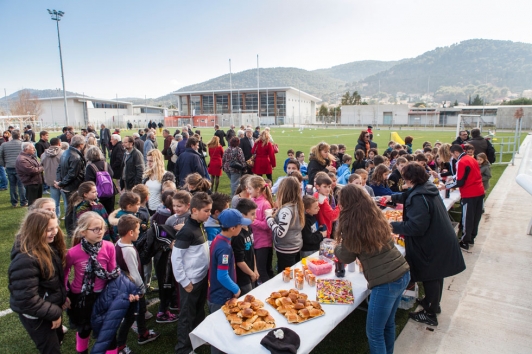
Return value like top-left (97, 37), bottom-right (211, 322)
top-left (136, 222), bottom-right (176, 265)
top-left (486, 140), bottom-right (496, 164)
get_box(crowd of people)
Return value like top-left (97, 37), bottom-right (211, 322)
top-left (1, 122), bottom-right (493, 354)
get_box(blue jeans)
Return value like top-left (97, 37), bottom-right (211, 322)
top-left (0, 165), bottom-right (7, 189)
top-left (225, 171), bottom-right (241, 196)
top-left (50, 186), bottom-right (61, 217)
top-left (367, 271), bottom-right (410, 354)
top-left (6, 168), bottom-right (27, 206)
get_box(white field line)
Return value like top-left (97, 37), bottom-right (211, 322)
top-left (0, 308), bottom-right (13, 317)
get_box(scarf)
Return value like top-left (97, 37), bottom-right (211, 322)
top-left (79, 238), bottom-right (120, 305)
top-left (365, 141), bottom-right (370, 157)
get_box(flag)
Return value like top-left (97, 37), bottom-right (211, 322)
top-left (390, 132), bottom-right (405, 145)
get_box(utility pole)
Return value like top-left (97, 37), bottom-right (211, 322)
top-left (47, 9), bottom-right (69, 125)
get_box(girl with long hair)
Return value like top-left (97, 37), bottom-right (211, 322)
top-left (369, 165), bottom-right (400, 197)
top-left (207, 136), bottom-right (224, 192)
top-left (334, 184), bottom-right (410, 354)
top-left (246, 175), bottom-right (274, 283)
top-left (9, 210), bottom-right (67, 354)
top-left (307, 142), bottom-right (335, 186)
top-left (185, 172), bottom-right (212, 195)
top-left (351, 149), bottom-right (367, 173)
top-left (231, 174), bottom-right (252, 208)
top-left (251, 130), bottom-right (276, 181)
top-left (222, 136), bottom-right (246, 196)
top-left (71, 182), bottom-right (113, 242)
top-left (265, 177), bottom-right (305, 270)
top-left (143, 149), bottom-right (166, 215)
top-left (65, 212), bottom-right (121, 354)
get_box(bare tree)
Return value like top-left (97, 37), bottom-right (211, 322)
top-left (10, 90), bottom-right (42, 118)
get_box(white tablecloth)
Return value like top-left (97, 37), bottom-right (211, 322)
top-left (190, 246), bottom-right (405, 354)
top-left (440, 189), bottom-right (461, 211)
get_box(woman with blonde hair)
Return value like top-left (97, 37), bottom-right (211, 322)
top-left (87, 136), bottom-right (97, 147)
top-left (9, 210), bottom-right (68, 353)
top-left (207, 136), bottom-right (224, 192)
top-left (143, 149), bottom-right (166, 215)
top-left (335, 184), bottom-right (409, 353)
top-left (307, 142), bottom-right (335, 186)
top-left (251, 130), bottom-right (276, 181)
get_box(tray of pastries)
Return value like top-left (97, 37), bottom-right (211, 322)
top-left (265, 288), bottom-right (325, 324)
top-left (221, 294), bottom-right (276, 336)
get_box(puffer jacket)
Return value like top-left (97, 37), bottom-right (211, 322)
top-left (15, 151), bottom-right (44, 185)
top-left (8, 240), bottom-right (66, 321)
top-left (57, 146), bottom-right (86, 192)
top-left (90, 274), bottom-right (139, 354)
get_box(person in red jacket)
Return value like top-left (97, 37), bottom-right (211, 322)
top-left (313, 172), bottom-right (339, 238)
top-left (444, 145), bottom-right (485, 250)
top-left (251, 130), bottom-right (276, 181)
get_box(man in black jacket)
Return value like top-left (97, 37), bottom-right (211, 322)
top-left (55, 135), bottom-right (86, 202)
top-left (100, 124), bottom-right (111, 158)
top-left (451, 130), bottom-right (469, 146)
top-left (226, 125), bottom-right (236, 142)
top-left (110, 134), bottom-right (125, 187)
top-left (35, 130), bottom-right (50, 159)
top-left (214, 125), bottom-right (226, 147)
top-left (120, 136), bottom-right (144, 190)
top-left (239, 128), bottom-right (255, 161)
top-left (174, 137), bottom-right (210, 187)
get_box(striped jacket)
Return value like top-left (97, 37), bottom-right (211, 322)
top-left (0, 139), bottom-right (23, 168)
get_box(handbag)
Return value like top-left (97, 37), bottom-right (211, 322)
top-left (230, 161), bottom-right (246, 171)
top-left (246, 154), bottom-right (256, 168)
top-left (273, 143), bottom-right (279, 153)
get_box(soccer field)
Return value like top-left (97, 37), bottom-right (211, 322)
top-left (0, 127), bottom-right (521, 353)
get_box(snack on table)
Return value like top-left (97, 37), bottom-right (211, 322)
top-left (319, 239), bottom-right (337, 260)
top-left (383, 210), bottom-right (403, 222)
top-left (266, 288), bottom-right (325, 324)
top-left (221, 298), bottom-right (275, 335)
top-left (306, 257), bottom-right (333, 275)
top-left (316, 279), bottom-right (354, 305)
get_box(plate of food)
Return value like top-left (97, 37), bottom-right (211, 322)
top-left (220, 294), bottom-right (276, 335)
top-left (265, 288), bottom-right (325, 324)
top-left (316, 279), bottom-right (354, 304)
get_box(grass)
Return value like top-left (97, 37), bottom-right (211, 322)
top-left (0, 127), bottom-right (523, 353)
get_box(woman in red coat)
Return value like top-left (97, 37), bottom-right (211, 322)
top-left (251, 130), bottom-right (276, 181)
top-left (207, 136), bottom-right (224, 192)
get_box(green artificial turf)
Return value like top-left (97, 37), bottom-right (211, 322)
top-left (0, 127), bottom-right (524, 353)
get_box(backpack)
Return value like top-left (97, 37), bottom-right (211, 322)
top-left (91, 162), bottom-right (114, 198)
top-left (137, 222), bottom-right (176, 265)
top-left (486, 140), bottom-right (496, 164)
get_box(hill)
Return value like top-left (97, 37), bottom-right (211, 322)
top-left (312, 60), bottom-right (404, 83)
top-left (357, 39), bottom-right (532, 99)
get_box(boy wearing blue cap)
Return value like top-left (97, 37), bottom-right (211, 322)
top-left (207, 208), bottom-right (252, 354)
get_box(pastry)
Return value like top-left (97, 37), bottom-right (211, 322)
top-left (309, 308), bottom-right (322, 317)
top-left (280, 297), bottom-right (293, 306)
top-left (229, 315), bottom-right (243, 325)
top-left (298, 308), bottom-right (310, 319)
top-left (263, 315), bottom-right (275, 324)
top-left (271, 292), bottom-right (282, 299)
top-left (289, 289), bottom-right (299, 294)
top-left (252, 320), bottom-right (266, 330)
top-left (244, 294), bottom-right (255, 303)
top-left (297, 293), bottom-right (308, 301)
top-left (266, 298), bottom-right (276, 307)
top-left (277, 306), bottom-right (289, 314)
top-left (265, 323), bottom-right (275, 329)
top-left (275, 298), bottom-right (283, 307)
top-left (241, 308), bottom-right (254, 318)
top-left (248, 315), bottom-right (259, 324)
top-left (288, 293), bottom-right (298, 302)
top-left (233, 327), bottom-right (248, 335)
top-left (226, 298), bottom-right (239, 308)
top-left (238, 301), bottom-right (251, 309)
top-left (221, 305), bottom-right (230, 315)
top-left (294, 302), bottom-right (305, 310)
top-left (256, 308), bottom-right (268, 317)
top-left (230, 306), bottom-right (240, 313)
top-left (280, 290), bottom-right (290, 297)
top-left (285, 308), bottom-right (297, 315)
top-left (239, 321), bottom-right (253, 330)
top-left (286, 313), bottom-right (298, 323)
top-left (250, 300), bottom-right (262, 310)
top-left (310, 301), bottom-right (321, 309)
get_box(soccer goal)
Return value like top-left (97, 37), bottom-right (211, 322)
top-left (456, 114), bottom-right (484, 137)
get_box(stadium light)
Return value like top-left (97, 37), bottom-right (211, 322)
top-left (47, 9), bottom-right (69, 125)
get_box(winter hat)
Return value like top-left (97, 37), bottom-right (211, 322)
top-left (260, 327), bottom-right (300, 354)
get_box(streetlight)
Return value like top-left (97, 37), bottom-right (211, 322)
top-left (47, 9), bottom-right (69, 126)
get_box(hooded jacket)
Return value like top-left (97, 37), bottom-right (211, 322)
top-left (391, 181), bottom-right (466, 282)
top-left (15, 151), bottom-right (44, 186)
top-left (307, 157), bottom-right (330, 186)
top-left (90, 274), bottom-right (139, 354)
top-left (41, 146), bottom-right (63, 187)
top-left (8, 241), bottom-right (66, 321)
top-left (174, 147), bottom-right (210, 187)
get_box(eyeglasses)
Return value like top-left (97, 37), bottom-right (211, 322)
top-left (87, 228), bottom-right (104, 234)
top-left (364, 135), bottom-right (369, 138)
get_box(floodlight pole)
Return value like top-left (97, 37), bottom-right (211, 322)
top-left (48, 9), bottom-right (69, 126)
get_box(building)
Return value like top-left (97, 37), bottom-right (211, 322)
top-left (340, 104), bottom-right (410, 126)
top-left (172, 87), bottom-right (321, 127)
top-left (35, 96), bottom-right (133, 129)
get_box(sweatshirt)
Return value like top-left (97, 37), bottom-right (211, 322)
top-left (251, 194), bottom-right (273, 249)
top-left (204, 216), bottom-right (221, 246)
top-left (313, 192), bottom-right (339, 238)
top-left (267, 204), bottom-right (303, 254)
top-left (171, 217), bottom-right (209, 287)
top-left (115, 240), bottom-right (145, 294)
top-left (446, 153), bottom-right (485, 198)
top-left (301, 213), bottom-right (324, 252)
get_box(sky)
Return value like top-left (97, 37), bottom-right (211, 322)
top-left (1, 0), bottom-right (532, 99)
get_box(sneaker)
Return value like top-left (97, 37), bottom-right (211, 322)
top-left (169, 304), bottom-right (180, 311)
top-left (146, 286), bottom-right (159, 293)
top-left (62, 325), bottom-right (68, 334)
top-left (144, 310), bottom-right (153, 320)
top-left (117, 346), bottom-right (134, 354)
top-left (44, 190), bottom-right (51, 194)
top-left (459, 241), bottom-right (469, 251)
top-left (156, 310), bottom-right (178, 323)
top-left (131, 321), bottom-right (138, 334)
top-left (138, 329), bottom-right (160, 345)
top-left (416, 297), bottom-right (441, 314)
top-left (409, 310), bottom-right (438, 326)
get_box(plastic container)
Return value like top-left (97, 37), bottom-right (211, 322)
top-left (307, 257), bottom-right (334, 275)
top-left (319, 239), bottom-right (337, 260)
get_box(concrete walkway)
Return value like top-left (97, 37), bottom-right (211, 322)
top-left (395, 135), bottom-right (532, 354)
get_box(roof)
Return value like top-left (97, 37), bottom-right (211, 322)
top-left (173, 87), bottom-right (322, 102)
top-left (132, 104), bottom-right (165, 110)
top-left (33, 96), bottom-right (132, 105)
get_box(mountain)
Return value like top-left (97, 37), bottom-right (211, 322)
top-left (312, 60), bottom-right (405, 83)
top-left (357, 39), bottom-right (532, 98)
top-left (0, 88), bottom-right (83, 102)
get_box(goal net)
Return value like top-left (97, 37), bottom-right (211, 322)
top-left (456, 114), bottom-right (484, 137)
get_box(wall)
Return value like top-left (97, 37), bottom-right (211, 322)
top-left (39, 99), bottom-right (85, 128)
top-left (286, 90), bottom-right (315, 125)
top-left (341, 104), bottom-right (410, 125)
top-left (496, 106), bottom-right (532, 130)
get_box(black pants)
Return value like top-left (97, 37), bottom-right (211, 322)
top-left (257, 173), bottom-right (272, 182)
top-left (117, 296), bottom-right (147, 346)
top-left (276, 250), bottom-right (300, 273)
top-left (255, 247), bottom-right (274, 283)
top-left (422, 278), bottom-right (444, 314)
top-left (100, 143), bottom-right (108, 158)
top-left (461, 195), bottom-right (484, 244)
top-left (99, 195), bottom-right (116, 215)
top-left (155, 252), bottom-right (174, 313)
top-left (25, 184), bottom-right (43, 206)
top-left (167, 160), bottom-right (175, 174)
top-left (175, 275), bottom-right (208, 354)
top-left (19, 314), bottom-right (64, 354)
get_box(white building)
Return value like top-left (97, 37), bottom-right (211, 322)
top-left (35, 96), bottom-right (133, 129)
top-left (173, 87), bottom-right (321, 127)
top-left (341, 104), bottom-right (410, 126)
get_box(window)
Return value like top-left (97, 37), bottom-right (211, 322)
top-left (245, 93), bottom-right (258, 113)
top-left (190, 96), bottom-right (200, 115)
top-left (140, 107), bottom-right (163, 114)
top-left (232, 93), bottom-right (244, 113)
top-left (276, 92), bottom-right (286, 117)
top-left (260, 92), bottom-right (275, 117)
top-left (180, 96), bottom-right (189, 115)
top-left (202, 95), bottom-right (214, 114)
top-left (93, 102), bottom-right (127, 109)
top-left (216, 94), bottom-right (229, 114)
